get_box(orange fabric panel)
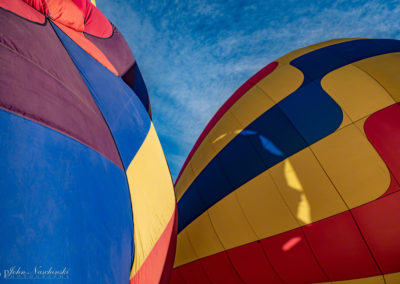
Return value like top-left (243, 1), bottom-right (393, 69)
top-left (47, 0), bottom-right (85, 32)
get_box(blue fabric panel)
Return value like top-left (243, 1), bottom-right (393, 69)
top-left (52, 23), bottom-right (151, 169)
top-left (177, 38), bottom-right (400, 233)
top-left (215, 136), bottom-right (265, 189)
top-left (133, 63), bottom-right (151, 114)
top-left (0, 109), bottom-right (133, 283)
top-left (177, 184), bottom-right (206, 232)
top-left (193, 159), bottom-right (234, 210)
top-left (244, 105), bottom-right (307, 167)
top-left (278, 81), bottom-right (343, 145)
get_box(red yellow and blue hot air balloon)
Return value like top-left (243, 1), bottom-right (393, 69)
top-left (171, 39), bottom-right (400, 284)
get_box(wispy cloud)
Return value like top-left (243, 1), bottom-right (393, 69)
top-left (99, 0), bottom-right (400, 180)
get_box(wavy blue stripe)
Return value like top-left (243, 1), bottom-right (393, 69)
top-left (52, 23), bottom-right (151, 169)
top-left (178, 39), bottom-right (400, 233)
top-left (0, 109), bottom-right (133, 283)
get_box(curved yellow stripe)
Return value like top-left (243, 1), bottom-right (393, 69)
top-left (354, 52), bottom-right (400, 102)
top-left (174, 230), bottom-right (198, 267)
top-left (126, 123), bottom-right (175, 277)
top-left (311, 123), bottom-right (390, 208)
top-left (322, 63), bottom-right (395, 123)
top-left (185, 212), bottom-right (224, 260)
top-left (91, 0), bottom-right (96, 5)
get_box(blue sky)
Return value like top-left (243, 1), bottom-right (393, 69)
top-left (99, 0), bottom-right (400, 180)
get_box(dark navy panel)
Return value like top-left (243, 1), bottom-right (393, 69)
top-left (177, 184), bottom-right (206, 232)
top-left (121, 62), bottom-right (151, 115)
top-left (291, 39), bottom-right (400, 82)
top-left (178, 38), bottom-right (400, 233)
top-left (194, 159), bottom-right (234, 210)
top-left (245, 105), bottom-right (307, 167)
top-left (278, 81), bottom-right (343, 145)
top-left (0, 109), bottom-right (133, 283)
top-left (52, 23), bottom-right (151, 169)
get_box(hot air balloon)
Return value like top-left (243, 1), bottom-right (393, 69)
top-left (0, 1), bottom-right (176, 283)
top-left (171, 39), bottom-right (400, 284)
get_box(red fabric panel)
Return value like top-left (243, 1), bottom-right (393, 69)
top-left (0, 0), bottom-right (45, 23)
top-left (261, 228), bottom-right (328, 284)
top-left (364, 103), bottom-right (400, 189)
top-left (71, 0), bottom-right (113, 37)
top-left (170, 269), bottom-right (186, 284)
top-left (130, 209), bottom-right (176, 284)
top-left (303, 211), bottom-right (380, 281)
top-left (352, 191), bottom-right (400, 274)
top-left (83, 2), bottom-right (113, 38)
top-left (178, 261), bottom-right (211, 284)
top-left (22, 0), bottom-right (48, 14)
top-left (227, 241), bottom-right (282, 284)
top-left (383, 174), bottom-right (400, 197)
top-left (160, 208), bottom-right (178, 284)
top-left (175, 61), bottom-right (279, 184)
top-left (200, 252), bottom-right (243, 284)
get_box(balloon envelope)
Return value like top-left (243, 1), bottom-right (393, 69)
top-left (172, 38), bottom-right (400, 284)
top-left (0, 1), bottom-right (175, 283)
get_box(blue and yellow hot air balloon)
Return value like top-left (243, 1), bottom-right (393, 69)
top-left (171, 39), bottom-right (400, 284)
top-left (0, 1), bottom-right (176, 283)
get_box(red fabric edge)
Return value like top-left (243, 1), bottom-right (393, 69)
top-left (130, 207), bottom-right (177, 284)
top-left (174, 61), bottom-right (279, 185)
top-left (0, 0), bottom-right (46, 23)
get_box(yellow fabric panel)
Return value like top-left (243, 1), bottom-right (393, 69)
top-left (235, 170), bottom-right (299, 240)
top-left (354, 117), bottom-right (368, 137)
top-left (126, 124), bottom-right (176, 276)
top-left (208, 191), bottom-right (258, 250)
top-left (338, 109), bottom-right (352, 130)
top-left (91, 0), bottom-right (96, 5)
top-left (354, 52), bottom-right (400, 102)
top-left (175, 162), bottom-right (196, 201)
top-left (229, 85), bottom-right (275, 127)
top-left (256, 63), bottom-right (303, 103)
top-left (208, 111), bottom-right (244, 155)
top-left (311, 124), bottom-right (390, 208)
top-left (269, 148), bottom-right (348, 225)
top-left (321, 64), bottom-right (395, 122)
top-left (277, 39), bottom-right (357, 65)
top-left (185, 212), bottom-right (225, 259)
top-left (174, 230), bottom-right (198, 268)
top-left (190, 135), bottom-right (217, 177)
top-left (384, 272), bottom-right (400, 283)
